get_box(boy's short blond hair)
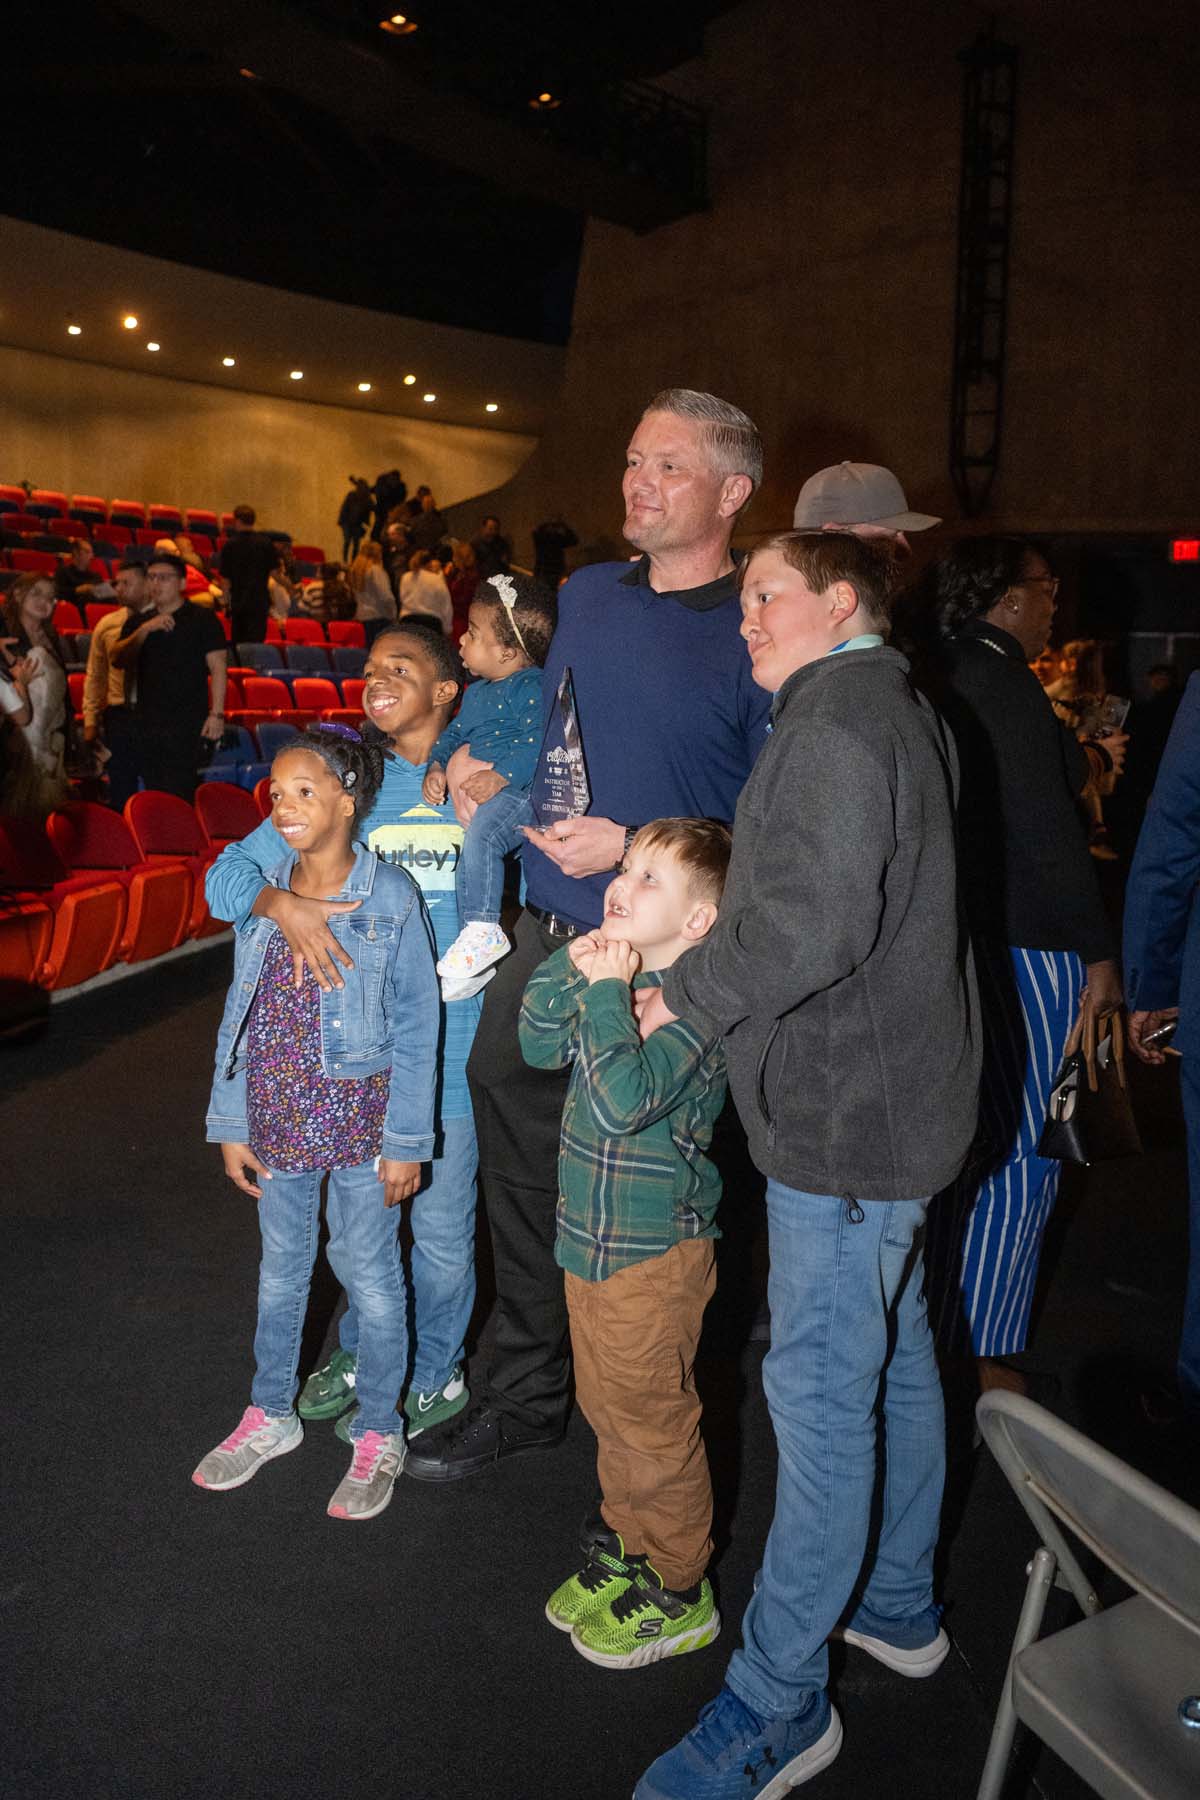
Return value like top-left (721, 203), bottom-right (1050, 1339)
top-left (628, 818), bottom-right (732, 907)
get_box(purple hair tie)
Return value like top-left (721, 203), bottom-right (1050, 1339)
top-left (312, 720), bottom-right (362, 743)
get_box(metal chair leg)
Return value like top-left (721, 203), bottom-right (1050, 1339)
top-left (976, 1545), bottom-right (1057, 1800)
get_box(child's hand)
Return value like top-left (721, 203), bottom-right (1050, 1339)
top-left (422, 762), bottom-right (448, 803)
top-left (461, 770), bottom-right (509, 804)
top-left (221, 1141), bottom-right (273, 1199)
top-left (379, 1158), bottom-right (422, 1207)
top-left (567, 930), bottom-right (602, 972)
top-left (586, 938), bottom-right (640, 986)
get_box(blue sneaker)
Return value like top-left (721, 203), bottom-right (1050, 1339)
top-left (833, 1603), bottom-right (949, 1678)
top-left (633, 1685), bottom-right (842, 1799)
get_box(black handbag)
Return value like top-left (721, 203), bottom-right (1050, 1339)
top-left (1038, 1007), bottom-right (1142, 1164)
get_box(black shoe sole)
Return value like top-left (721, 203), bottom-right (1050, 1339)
top-left (404, 1431), bottom-right (564, 1484)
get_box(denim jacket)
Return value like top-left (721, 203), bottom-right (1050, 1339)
top-left (205, 841), bottom-right (439, 1163)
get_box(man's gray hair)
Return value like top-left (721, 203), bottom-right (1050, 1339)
top-left (644, 388), bottom-right (763, 494)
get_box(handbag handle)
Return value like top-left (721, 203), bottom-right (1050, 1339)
top-left (1066, 999), bottom-right (1128, 1094)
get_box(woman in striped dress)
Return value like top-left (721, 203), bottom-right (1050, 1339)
top-left (911, 538), bottom-right (1125, 1394)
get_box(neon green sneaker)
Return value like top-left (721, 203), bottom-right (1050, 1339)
top-left (572, 1565), bottom-right (720, 1670)
top-left (297, 1347), bottom-right (357, 1421)
top-left (545, 1529), bottom-right (637, 1633)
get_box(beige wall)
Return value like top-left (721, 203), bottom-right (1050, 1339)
top-left (0, 345), bottom-right (538, 550)
top-left (477, 0), bottom-right (1200, 566)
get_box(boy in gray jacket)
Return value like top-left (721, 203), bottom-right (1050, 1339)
top-left (634, 533), bottom-right (979, 1800)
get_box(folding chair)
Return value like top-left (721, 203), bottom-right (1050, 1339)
top-left (976, 1391), bottom-right (1200, 1799)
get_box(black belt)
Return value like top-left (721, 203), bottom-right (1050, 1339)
top-left (525, 902), bottom-right (591, 941)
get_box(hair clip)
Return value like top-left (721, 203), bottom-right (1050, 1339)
top-left (490, 574), bottom-right (530, 656)
top-left (315, 720), bottom-right (362, 742)
top-left (342, 769), bottom-right (358, 789)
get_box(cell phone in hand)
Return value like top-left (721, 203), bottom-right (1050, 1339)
top-left (1087, 694), bottom-right (1131, 738)
top-left (1143, 1019), bottom-right (1177, 1050)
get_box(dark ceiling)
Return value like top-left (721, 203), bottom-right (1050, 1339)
top-left (3, 0), bottom-right (732, 345)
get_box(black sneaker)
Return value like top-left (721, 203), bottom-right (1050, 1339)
top-left (403, 1398), bottom-right (563, 1483)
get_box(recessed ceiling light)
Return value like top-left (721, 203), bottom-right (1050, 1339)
top-left (222, 356), bottom-right (236, 367)
top-left (123, 314), bottom-right (139, 330)
top-left (485, 402), bottom-right (499, 413)
top-left (422, 392), bottom-right (436, 403)
top-left (403, 373), bottom-right (416, 386)
top-left (289, 370), bottom-right (304, 380)
top-left (357, 381), bottom-right (372, 393)
top-left (530, 92), bottom-right (560, 110)
top-left (239, 67), bottom-right (258, 79)
top-left (146, 341), bottom-right (161, 352)
top-left (379, 12), bottom-right (418, 34)
top-left (67, 323), bottom-right (82, 336)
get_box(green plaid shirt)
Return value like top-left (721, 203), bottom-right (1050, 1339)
top-left (519, 944), bottom-right (726, 1282)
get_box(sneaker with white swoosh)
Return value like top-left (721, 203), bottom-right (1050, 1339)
top-left (404, 1364), bottom-right (469, 1438)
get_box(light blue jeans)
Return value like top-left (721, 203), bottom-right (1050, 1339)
top-left (456, 788), bottom-right (532, 925)
top-left (726, 1182), bottom-right (944, 1722)
top-left (251, 1158), bottom-right (407, 1440)
top-left (337, 1112), bottom-right (478, 1396)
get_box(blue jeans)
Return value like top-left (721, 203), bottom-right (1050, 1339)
top-left (726, 1183), bottom-right (944, 1722)
top-left (1180, 1057), bottom-right (1200, 1418)
top-left (251, 1158), bottom-right (407, 1439)
top-left (456, 788), bottom-right (532, 925)
top-left (338, 1112), bottom-right (478, 1395)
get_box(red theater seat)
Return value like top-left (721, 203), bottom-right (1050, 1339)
top-left (93, 525), bottom-right (131, 550)
top-left (327, 621), bottom-right (366, 649)
top-left (293, 677), bottom-right (340, 711)
top-left (252, 777), bottom-right (273, 818)
top-left (54, 601), bottom-right (86, 635)
top-left (85, 603), bottom-right (120, 629)
top-left (49, 517), bottom-right (90, 540)
top-left (319, 709), bottom-right (362, 730)
top-left (194, 781), bottom-right (263, 850)
top-left (0, 485), bottom-right (26, 510)
top-left (185, 510), bottom-right (219, 536)
top-left (68, 674), bottom-right (85, 717)
top-left (291, 544), bottom-right (327, 565)
top-left (7, 516), bottom-right (45, 537)
top-left (125, 791), bottom-right (224, 937)
top-left (0, 896), bottom-right (53, 989)
top-left (189, 533), bottom-right (213, 556)
top-left (283, 618), bottom-right (325, 646)
top-left (136, 528), bottom-right (163, 546)
top-left (265, 618), bottom-right (284, 643)
top-left (341, 678), bottom-right (365, 712)
top-left (109, 500), bottom-right (147, 528)
top-left (70, 495), bottom-right (108, 525)
top-left (29, 489), bottom-right (69, 518)
top-left (11, 551), bottom-right (56, 575)
top-left (148, 505), bottom-right (183, 531)
top-left (0, 814), bottom-right (126, 988)
top-left (243, 676), bottom-right (292, 710)
top-left (47, 802), bottom-right (192, 963)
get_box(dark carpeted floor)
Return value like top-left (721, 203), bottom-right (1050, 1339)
top-left (3, 945), bottom-right (1195, 1800)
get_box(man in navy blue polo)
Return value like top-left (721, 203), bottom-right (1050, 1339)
top-left (405, 388), bottom-right (772, 1482)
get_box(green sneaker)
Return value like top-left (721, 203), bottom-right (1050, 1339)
top-left (403, 1364), bottom-right (468, 1438)
top-left (545, 1530), bottom-right (637, 1633)
top-left (297, 1347), bottom-right (357, 1421)
top-left (571, 1565), bottom-right (720, 1670)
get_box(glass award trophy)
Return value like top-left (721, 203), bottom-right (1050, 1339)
top-left (532, 666), bottom-right (591, 827)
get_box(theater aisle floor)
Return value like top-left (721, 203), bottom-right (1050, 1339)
top-left (4, 946), bottom-right (1196, 1800)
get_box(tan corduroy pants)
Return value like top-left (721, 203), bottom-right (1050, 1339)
top-left (564, 1237), bottom-right (716, 1592)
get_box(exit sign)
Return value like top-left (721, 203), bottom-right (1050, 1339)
top-left (1171, 539), bottom-right (1200, 562)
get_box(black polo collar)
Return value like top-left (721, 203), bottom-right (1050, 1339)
top-left (617, 553), bottom-right (741, 612)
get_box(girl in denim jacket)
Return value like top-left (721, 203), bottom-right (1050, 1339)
top-left (193, 725), bottom-right (439, 1522)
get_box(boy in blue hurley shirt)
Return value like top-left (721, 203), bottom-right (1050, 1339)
top-left (423, 572), bottom-right (556, 999)
top-left (519, 817), bottom-right (731, 1671)
top-left (205, 622), bottom-right (482, 1450)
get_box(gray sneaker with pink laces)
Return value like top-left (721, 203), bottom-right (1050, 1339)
top-left (327, 1430), bottom-right (406, 1521)
top-left (191, 1406), bottom-right (303, 1491)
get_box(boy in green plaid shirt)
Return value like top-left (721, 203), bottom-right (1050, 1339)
top-left (518, 817), bottom-right (731, 1671)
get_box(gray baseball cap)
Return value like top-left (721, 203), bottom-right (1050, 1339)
top-left (792, 462), bottom-right (940, 532)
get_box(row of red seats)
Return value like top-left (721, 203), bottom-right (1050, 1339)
top-left (0, 783), bottom-right (269, 992)
top-left (47, 600), bottom-right (366, 651)
top-left (0, 490), bottom-right (310, 540)
top-left (64, 671), bottom-right (365, 719)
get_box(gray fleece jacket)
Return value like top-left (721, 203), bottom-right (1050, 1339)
top-left (663, 644), bottom-right (980, 1201)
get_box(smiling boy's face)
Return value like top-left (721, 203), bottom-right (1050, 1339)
top-left (362, 630), bottom-right (458, 739)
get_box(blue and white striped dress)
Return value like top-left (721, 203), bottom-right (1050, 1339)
top-left (928, 937), bottom-right (1084, 1356)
